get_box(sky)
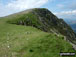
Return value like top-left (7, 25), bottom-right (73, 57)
top-left (0, 0), bottom-right (76, 20)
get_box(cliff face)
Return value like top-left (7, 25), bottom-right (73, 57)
top-left (7, 8), bottom-right (76, 44)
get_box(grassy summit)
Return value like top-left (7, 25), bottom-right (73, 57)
top-left (0, 8), bottom-right (76, 57)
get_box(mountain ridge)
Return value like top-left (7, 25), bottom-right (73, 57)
top-left (0, 8), bottom-right (76, 57)
top-left (7, 8), bottom-right (76, 44)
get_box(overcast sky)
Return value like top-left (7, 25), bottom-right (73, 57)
top-left (0, 0), bottom-right (76, 20)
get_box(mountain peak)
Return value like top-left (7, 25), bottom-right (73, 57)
top-left (7, 8), bottom-right (76, 45)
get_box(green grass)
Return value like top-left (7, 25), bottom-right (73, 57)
top-left (0, 12), bottom-right (76, 57)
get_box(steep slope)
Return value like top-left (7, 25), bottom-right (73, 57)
top-left (0, 8), bottom-right (76, 57)
top-left (7, 8), bottom-right (76, 44)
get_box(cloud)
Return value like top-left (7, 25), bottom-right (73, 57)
top-left (54, 0), bottom-right (76, 20)
top-left (54, 10), bottom-right (76, 20)
top-left (0, 0), bottom-right (49, 17)
top-left (54, 10), bottom-right (76, 15)
top-left (7, 0), bottom-right (48, 10)
top-left (0, 4), bottom-right (11, 17)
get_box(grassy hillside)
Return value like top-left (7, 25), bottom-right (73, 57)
top-left (0, 8), bottom-right (76, 57)
top-left (6, 8), bottom-right (76, 44)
